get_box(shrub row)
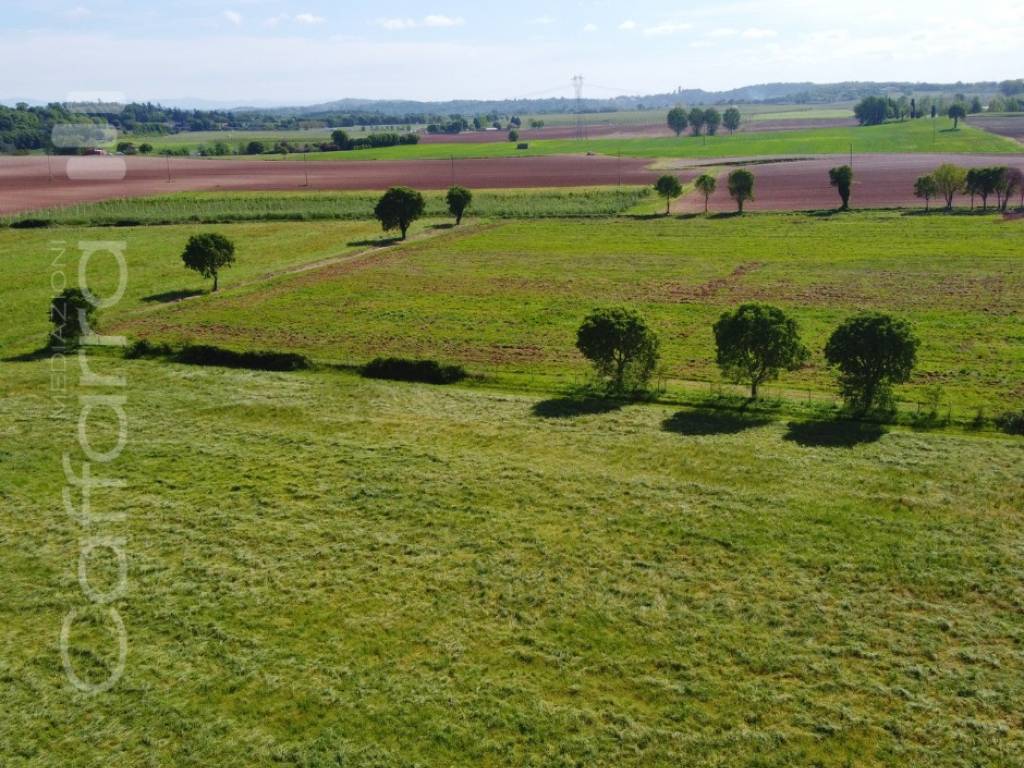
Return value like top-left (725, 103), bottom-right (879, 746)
top-left (125, 340), bottom-right (309, 371)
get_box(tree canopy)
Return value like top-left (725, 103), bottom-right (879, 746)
top-left (713, 303), bottom-right (809, 399)
top-left (828, 165), bottom-right (854, 210)
top-left (576, 308), bottom-right (660, 394)
top-left (667, 107), bottom-right (688, 137)
top-left (727, 169), bottom-right (755, 213)
top-left (824, 313), bottom-right (919, 411)
top-left (181, 233), bottom-right (236, 292)
top-left (654, 175), bottom-right (683, 215)
top-left (446, 186), bottom-right (473, 225)
top-left (374, 187), bottom-right (426, 240)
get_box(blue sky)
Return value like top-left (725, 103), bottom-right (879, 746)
top-left (2, 0), bottom-right (1022, 105)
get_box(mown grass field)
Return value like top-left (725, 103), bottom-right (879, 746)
top-left (2, 197), bottom-right (1023, 767)
top-left (298, 120), bottom-right (1020, 162)
top-left (3, 353), bottom-right (1024, 767)
top-left (80, 211), bottom-right (1024, 418)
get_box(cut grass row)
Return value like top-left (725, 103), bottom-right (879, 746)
top-left (2, 355), bottom-right (1023, 766)
top-left (1, 187), bottom-right (652, 228)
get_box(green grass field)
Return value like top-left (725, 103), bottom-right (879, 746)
top-left (298, 120), bottom-right (1020, 162)
top-left (63, 211), bottom-right (1023, 417)
top-left (3, 199), bottom-right (1023, 767)
top-left (3, 351), bottom-right (1023, 766)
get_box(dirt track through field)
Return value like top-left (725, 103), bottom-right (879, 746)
top-left (0, 154), bottom-right (660, 215)
top-left (672, 153), bottom-right (1024, 213)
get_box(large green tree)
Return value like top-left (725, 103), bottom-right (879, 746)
top-left (703, 108), bottom-right (722, 136)
top-left (654, 174), bottom-right (683, 215)
top-left (667, 107), bottom-right (688, 137)
top-left (722, 107), bottom-right (741, 134)
top-left (727, 169), bottom-right (755, 213)
top-left (576, 308), bottom-right (660, 393)
top-left (446, 186), bottom-right (473, 225)
top-left (713, 303), bottom-right (809, 399)
top-left (374, 187), bottom-right (426, 240)
top-left (181, 233), bottom-right (236, 292)
top-left (913, 175), bottom-right (938, 211)
top-left (932, 164), bottom-right (967, 209)
top-left (828, 165), bottom-right (854, 210)
top-left (694, 173), bottom-right (717, 215)
top-left (948, 103), bottom-right (966, 129)
top-left (688, 108), bottom-right (706, 136)
top-left (824, 313), bottom-right (919, 411)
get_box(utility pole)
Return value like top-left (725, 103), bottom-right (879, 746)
top-left (572, 75), bottom-right (584, 141)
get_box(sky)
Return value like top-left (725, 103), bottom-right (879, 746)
top-left (1, 0), bottom-right (1022, 106)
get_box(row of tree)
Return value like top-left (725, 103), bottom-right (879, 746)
top-left (576, 305), bottom-right (919, 412)
top-left (914, 164), bottom-right (1024, 212)
top-left (667, 107), bottom-right (742, 137)
top-left (655, 170), bottom-right (755, 214)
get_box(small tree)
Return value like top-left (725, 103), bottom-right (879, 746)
top-left (667, 107), bottom-right (688, 137)
top-left (913, 175), bottom-right (938, 211)
top-left (245, 140), bottom-right (265, 155)
top-left (138, 143), bottom-right (153, 154)
top-left (727, 169), bottom-right (755, 213)
top-left (446, 185), bottom-right (473, 225)
top-left (374, 186), bottom-right (425, 240)
top-left (828, 165), bottom-right (854, 210)
top-left (694, 173), bottom-right (717, 215)
top-left (704, 108), bottom-right (722, 136)
top-left (948, 103), bottom-right (966, 129)
top-left (824, 313), bottom-right (919, 411)
top-left (508, 129), bottom-right (520, 142)
top-left (932, 163), bottom-right (966, 209)
top-left (713, 303), bottom-right (809, 399)
top-left (654, 174), bottom-right (683, 215)
top-left (688, 107), bottom-right (706, 136)
top-left (576, 307), bottom-right (660, 393)
top-left (1000, 167), bottom-right (1023, 211)
top-left (722, 107), bottom-right (741, 134)
top-left (331, 129), bottom-right (352, 150)
top-left (49, 288), bottom-right (95, 347)
top-left (181, 233), bottom-right (236, 292)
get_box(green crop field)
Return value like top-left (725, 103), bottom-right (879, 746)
top-left (298, 120), bottom-right (1021, 162)
top-left (3, 199), bottom-right (1023, 767)
top-left (1, 188), bottom-right (652, 228)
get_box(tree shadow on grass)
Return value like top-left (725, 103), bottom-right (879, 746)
top-left (662, 409), bottom-right (772, 436)
top-left (347, 237), bottom-right (403, 248)
top-left (429, 223), bottom-right (456, 230)
top-left (708, 211), bottom-right (743, 220)
top-left (783, 419), bottom-right (887, 448)
top-left (141, 289), bottom-right (205, 304)
top-left (2, 345), bottom-right (54, 363)
top-left (532, 396), bottom-right (624, 419)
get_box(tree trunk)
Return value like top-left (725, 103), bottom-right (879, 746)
top-left (213, 273), bottom-right (218, 292)
top-left (400, 224), bottom-right (408, 240)
top-left (750, 379), bottom-right (758, 399)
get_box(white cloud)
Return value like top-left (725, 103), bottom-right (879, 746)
top-left (529, 16), bottom-right (555, 25)
top-left (619, 20), bottom-right (637, 30)
top-left (583, 23), bottom-right (598, 33)
top-left (644, 22), bottom-right (692, 36)
top-left (222, 10), bottom-right (242, 26)
top-left (423, 15), bottom-right (465, 28)
top-left (742, 28), bottom-right (777, 39)
top-left (377, 17), bottom-right (417, 30)
top-left (295, 13), bottom-right (325, 25)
